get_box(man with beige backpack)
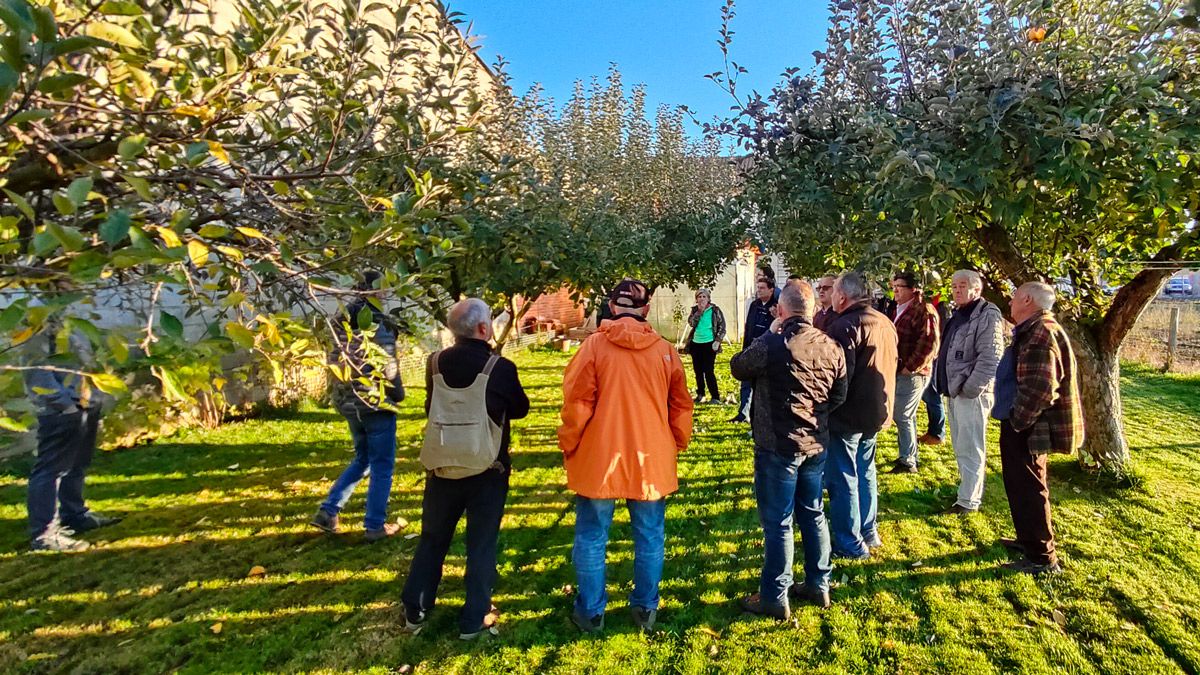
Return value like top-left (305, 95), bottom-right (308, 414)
top-left (399, 298), bottom-right (529, 640)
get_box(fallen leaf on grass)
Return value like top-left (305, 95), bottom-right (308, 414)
top-left (210, 622), bottom-right (223, 634)
top-left (396, 517), bottom-right (409, 528)
top-left (910, 561), bottom-right (924, 569)
top-left (226, 463), bottom-right (240, 471)
top-left (699, 626), bottom-right (720, 639)
top-left (882, 639), bottom-right (897, 650)
top-left (1052, 609), bottom-right (1067, 628)
top-left (404, 533), bottom-right (418, 540)
top-left (247, 565), bottom-right (267, 578)
top-left (395, 666), bottom-right (412, 674)
top-left (708, 645), bottom-right (719, 657)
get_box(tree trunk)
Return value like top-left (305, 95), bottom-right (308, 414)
top-left (1065, 323), bottom-right (1131, 476)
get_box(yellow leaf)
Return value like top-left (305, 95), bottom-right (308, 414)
top-left (247, 565), bottom-right (267, 578)
top-left (207, 141), bottom-right (230, 164)
top-left (188, 240), bottom-right (210, 266)
top-left (85, 21), bottom-right (142, 49)
top-left (156, 226), bottom-right (181, 248)
top-left (372, 197), bottom-right (393, 209)
top-left (11, 327), bottom-right (33, 345)
top-left (174, 104), bottom-right (212, 121)
top-left (210, 622), bottom-right (223, 634)
top-left (235, 226), bottom-right (267, 240)
top-left (215, 245), bottom-right (243, 261)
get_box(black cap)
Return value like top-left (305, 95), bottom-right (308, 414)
top-left (609, 279), bottom-right (650, 308)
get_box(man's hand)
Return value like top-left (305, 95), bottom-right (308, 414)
top-left (769, 317), bottom-right (783, 333)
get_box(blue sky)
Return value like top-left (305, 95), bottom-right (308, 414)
top-left (451, 1), bottom-right (831, 135)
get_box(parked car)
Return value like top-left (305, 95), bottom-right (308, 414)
top-left (1164, 277), bottom-right (1193, 296)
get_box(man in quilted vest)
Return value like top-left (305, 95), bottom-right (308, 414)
top-left (559, 279), bottom-right (694, 634)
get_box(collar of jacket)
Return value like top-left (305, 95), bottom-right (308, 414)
top-left (779, 315), bottom-right (810, 337)
top-left (840, 299), bottom-right (872, 315)
top-left (455, 337), bottom-right (494, 352)
top-left (1013, 310), bottom-right (1053, 337)
top-left (612, 313), bottom-right (648, 323)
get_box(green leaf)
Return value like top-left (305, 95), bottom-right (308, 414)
top-left (106, 333), bottom-right (129, 364)
top-left (3, 188), bottom-right (34, 222)
top-left (198, 224), bottom-right (230, 238)
top-left (5, 108), bottom-right (52, 125)
top-left (185, 141), bottom-right (209, 165)
top-left (50, 35), bottom-right (106, 58)
top-left (0, 300), bottom-right (24, 331)
top-left (35, 72), bottom-right (90, 94)
top-left (97, 1), bottom-right (143, 15)
top-left (30, 4), bottom-right (55, 41)
top-left (0, 415), bottom-right (30, 433)
top-left (118, 134), bottom-right (147, 159)
top-left (52, 193), bottom-right (76, 216)
top-left (0, 0), bottom-right (33, 34)
top-left (89, 372), bottom-right (127, 395)
top-left (123, 174), bottom-right (151, 199)
top-left (159, 311), bottom-right (184, 339)
top-left (67, 176), bottom-right (93, 206)
top-left (156, 368), bottom-right (189, 401)
top-left (99, 209), bottom-right (131, 245)
top-left (0, 62), bottom-right (16, 106)
top-left (47, 223), bottom-right (84, 251)
top-left (225, 322), bottom-right (255, 348)
top-left (355, 305), bottom-right (373, 330)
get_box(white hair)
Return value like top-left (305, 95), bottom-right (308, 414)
top-left (835, 272), bottom-right (870, 302)
top-left (1020, 282), bottom-right (1056, 311)
top-left (951, 269), bottom-right (983, 290)
top-left (448, 298), bottom-right (492, 338)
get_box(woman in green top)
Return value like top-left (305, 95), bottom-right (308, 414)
top-left (682, 289), bottom-right (727, 404)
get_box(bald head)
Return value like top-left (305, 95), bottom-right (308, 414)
top-left (448, 298), bottom-right (493, 340)
top-left (1010, 281), bottom-right (1056, 325)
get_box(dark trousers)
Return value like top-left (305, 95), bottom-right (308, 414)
top-left (999, 420), bottom-right (1057, 565)
top-left (688, 341), bottom-right (719, 399)
top-left (922, 377), bottom-right (946, 439)
top-left (401, 468), bottom-right (509, 633)
top-left (28, 408), bottom-right (99, 538)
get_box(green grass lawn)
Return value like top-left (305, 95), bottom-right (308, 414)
top-left (2, 349), bottom-right (1199, 674)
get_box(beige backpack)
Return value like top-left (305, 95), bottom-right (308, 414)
top-left (420, 351), bottom-right (504, 479)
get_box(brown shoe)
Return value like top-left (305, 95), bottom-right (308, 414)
top-left (788, 583), bottom-right (831, 609)
top-left (942, 504), bottom-right (976, 516)
top-left (739, 593), bottom-right (790, 620)
top-left (918, 434), bottom-right (944, 446)
top-left (364, 522), bottom-right (401, 542)
top-left (997, 537), bottom-right (1025, 555)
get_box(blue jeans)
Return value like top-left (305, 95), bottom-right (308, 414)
top-left (754, 447), bottom-right (832, 605)
top-left (28, 408), bottom-right (99, 538)
top-left (894, 374), bottom-right (928, 468)
top-left (320, 411), bottom-right (397, 531)
top-left (825, 427), bottom-right (880, 557)
top-left (737, 380), bottom-right (753, 420)
top-left (923, 378), bottom-right (946, 439)
top-left (572, 496), bottom-right (666, 617)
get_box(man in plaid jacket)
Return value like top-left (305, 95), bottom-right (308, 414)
top-left (991, 281), bottom-right (1084, 575)
top-left (885, 272), bottom-right (940, 474)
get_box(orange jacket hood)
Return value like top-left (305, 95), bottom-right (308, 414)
top-left (597, 317), bottom-right (665, 351)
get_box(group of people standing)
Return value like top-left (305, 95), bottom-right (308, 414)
top-left (19, 265), bottom-right (1084, 640)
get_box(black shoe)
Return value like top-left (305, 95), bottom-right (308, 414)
top-left (693, 394), bottom-right (705, 403)
top-left (62, 512), bottom-right (122, 534)
top-left (1001, 557), bottom-right (1062, 576)
top-left (739, 593), bottom-right (790, 620)
top-left (788, 583), bottom-right (832, 609)
top-left (997, 537), bottom-right (1024, 555)
top-left (310, 509), bottom-right (339, 534)
top-left (706, 398), bottom-right (721, 405)
top-left (942, 504), bottom-right (977, 516)
top-left (631, 606), bottom-right (657, 632)
top-left (728, 415), bottom-right (747, 423)
top-left (571, 607), bottom-right (604, 634)
top-left (831, 549), bottom-right (871, 561)
top-left (887, 462), bottom-right (918, 474)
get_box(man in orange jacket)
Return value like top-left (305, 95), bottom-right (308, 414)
top-left (558, 279), bottom-right (694, 634)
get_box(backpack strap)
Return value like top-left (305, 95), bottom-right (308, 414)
top-left (428, 350), bottom-right (442, 377)
top-left (481, 353), bottom-right (500, 377)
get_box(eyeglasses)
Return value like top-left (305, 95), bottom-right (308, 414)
top-left (891, 284), bottom-right (910, 290)
top-left (816, 285), bottom-right (833, 291)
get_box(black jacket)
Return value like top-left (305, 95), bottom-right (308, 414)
top-left (743, 296), bottom-right (778, 349)
top-left (683, 304), bottom-right (727, 350)
top-left (330, 299), bottom-right (405, 418)
top-left (730, 316), bottom-right (848, 456)
top-left (825, 301), bottom-right (899, 435)
top-left (425, 338), bottom-right (530, 468)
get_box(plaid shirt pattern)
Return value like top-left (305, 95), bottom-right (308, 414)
top-left (890, 296), bottom-right (940, 375)
top-left (1010, 312), bottom-right (1085, 455)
